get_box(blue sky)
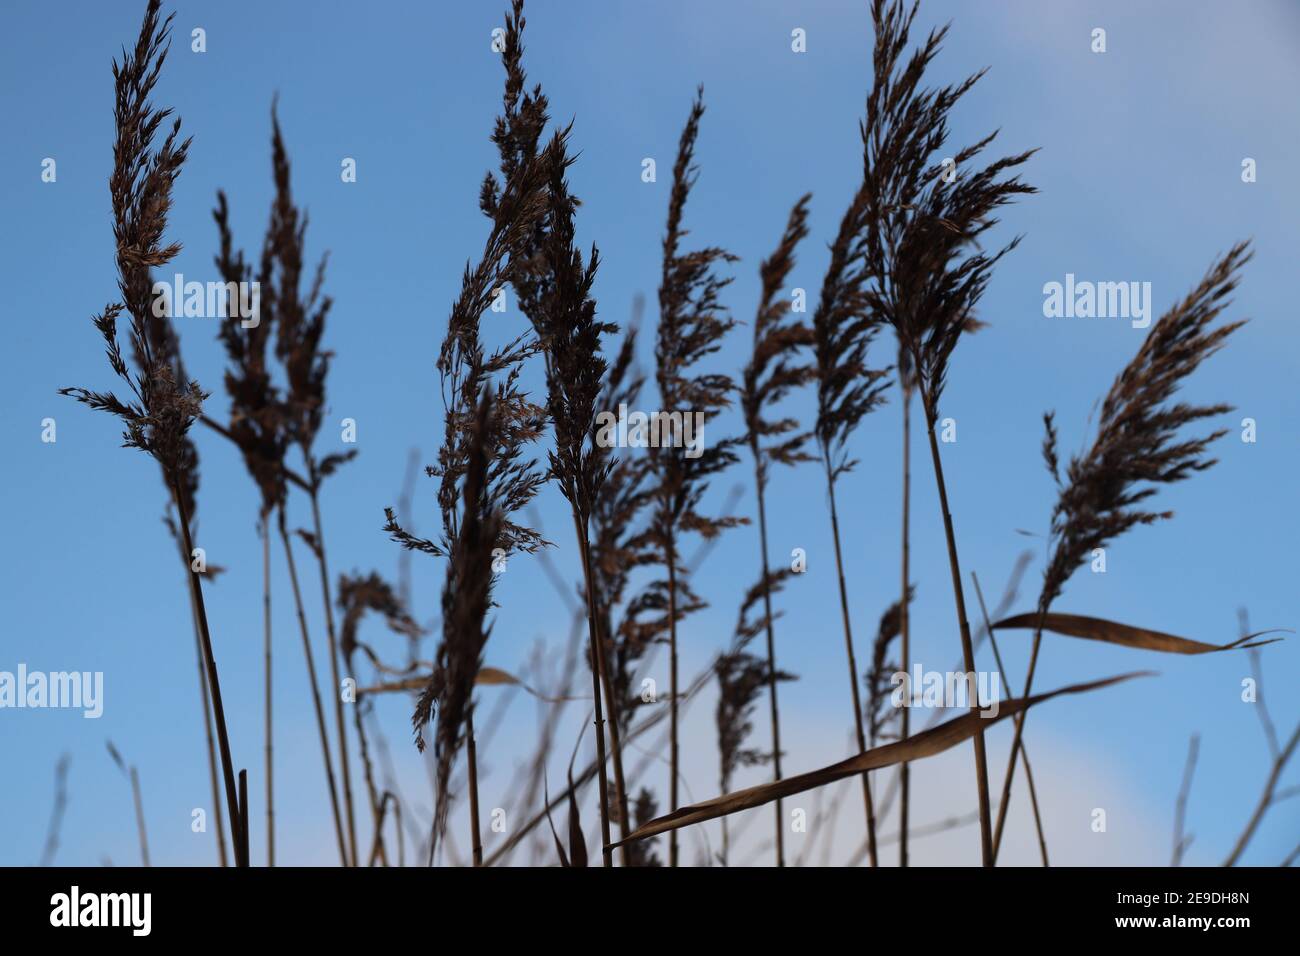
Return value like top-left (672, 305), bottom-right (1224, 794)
top-left (1, 0), bottom-right (1297, 866)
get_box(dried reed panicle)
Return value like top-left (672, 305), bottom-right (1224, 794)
top-left (213, 184), bottom-right (287, 517)
top-left (991, 244), bottom-right (1250, 862)
top-left (860, 0), bottom-right (1036, 422)
top-left (479, 6), bottom-right (626, 862)
top-left (716, 571), bottom-right (797, 794)
top-left (484, 3), bottom-right (618, 520)
top-left (624, 788), bottom-right (663, 867)
top-left (384, 99), bottom-right (553, 562)
top-left (740, 195), bottom-right (816, 865)
top-left (336, 568), bottom-right (420, 865)
top-left (260, 110), bottom-right (347, 482)
top-left (743, 195), bottom-right (817, 481)
top-left (651, 93), bottom-right (745, 862)
top-left (864, 587), bottom-right (914, 746)
top-left (1038, 243), bottom-right (1251, 610)
top-left (811, 186), bottom-right (890, 480)
top-left (337, 572), bottom-right (421, 670)
top-left (61, 0), bottom-right (203, 484)
top-left (532, 139), bottom-right (619, 517)
top-left (653, 88), bottom-right (746, 534)
top-left (417, 393), bottom-right (502, 853)
top-left (482, 0), bottom-right (551, 321)
top-left (591, 323), bottom-right (658, 728)
top-left (386, 21), bottom-right (556, 853)
top-left (649, 87), bottom-right (747, 628)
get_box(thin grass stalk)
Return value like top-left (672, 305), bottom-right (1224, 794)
top-left (174, 482), bottom-right (246, 867)
top-left (991, 610), bottom-right (1045, 859)
top-left (238, 769), bottom-right (250, 865)
top-left (572, 512), bottom-right (615, 866)
top-left (466, 706), bottom-right (483, 866)
top-left (182, 545), bottom-right (227, 866)
top-left (754, 487), bottom-right (784, 866)
top-left (39, 755), bottom-right (70, 867)
top-left (898, 383), bottom-right (911, 867)
top-left (354, 700), bottom-right (386, 866)
top-left (262, 517), bottom-right (274, 866)
top-left (822, 463), bottom-right (878, 865)
top-left (590, 554), bottom-right (629, 868)
top-left (308, 483), bottom-right (357, 866)
top-left (1224, 723), bottom-right (1300, 866)
top-left (915, 379), bottom-right (993, 866)
top-left (667, 538), bottom-right (680, 867)
top-left (971, 571), bottom-right (1048, 865)
top-left (278, 507), bottom-right (349, 866)
top-left (1172, 734), bottom-right (1199, 867)
top-left (128, 766), bottom-right (150, 866)
top-left (595, 619), bottom-right (631, 864)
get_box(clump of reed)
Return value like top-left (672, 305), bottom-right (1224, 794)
top-left (991, 242), bottom-right (1253, 860)
top-left (259, 104), bottom-right (363, 867)
top-left (415, 394), bottom-right (503, 862)
top-left (858, 0), bottom-right (1037, 865)
top-left (476, 0), bottom-right (626, 864)
top-left (212, 108), bottom-right (352, 867)
top-left (60, 0), bottom-right (249, 868)
top-left (649, 87), bottom-right (747, 866)
top-left (588, 319), bottom-right (658, 854)
top-left (808, 77), bottom-right (892, 868)
top-left (739, 196), bottom-right (814, 865)
top-left (385, 8), bottom-right (552, 859)
top-left (64, 0), bottom-right (1288, 871)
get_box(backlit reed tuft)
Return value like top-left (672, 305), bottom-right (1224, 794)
top-left (807, 27), bottom-right (893, 861)
top-left (651, 86), bottom-right (746, 865)
top-left (740, 194), bottom-right (814, 865)
top-left (479, 1), bottom-right (626, 862)
top-left (856, 0), bottom-right (1037, 866)
top-left (993, 242), bottom-right (1251, 860)
top-left (415, 393), bottom-right (502, 860)
top-left (59, 0), bottom-right (248, 868)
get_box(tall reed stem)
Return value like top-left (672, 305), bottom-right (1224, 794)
top-left (589, 582), bottom-right (631, 863)
top-left (823, 461), bottom-right (877, 865)
top-left (129, 766), bottom-right (150, 866)
top-left (991, 611), bottom-right (1046, 861)
top-left (972, 574), bottom-right (1048, 866)
top-left (754, 482), bottom-right (785, 866)
top-left (353, 690), bottom-right (386, 866)
top-left (666, 532), bottom-right (680, 868)
top-left (466, 706), bottom-right (483, 867)
top-left (572, 512), bottom-right (614, 867)
top-left (917, 381), bottom-right (993, 867)
top-left (173, 480), bottom-right (246, 867)
top-left (308, 479), bottom-right (358, 867)
top-left (278, 507), bottom-right (349, 866)
top-left (898, 387), bottom-right (911, 868)
top-left (182, 546), bottom-right (227, 866)
top-left (262, 517), bottom-right (274, 867)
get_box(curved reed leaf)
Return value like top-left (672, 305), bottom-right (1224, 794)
top-left (614, 671), bottom-right (1152, 847)
top-left (993, 613), bottom-right (1287, 655)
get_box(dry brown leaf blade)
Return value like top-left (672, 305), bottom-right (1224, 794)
top-left (476, 666), bottom-right (522, 686)
top-left (994, 613), bottom-right (1288, 655)
top-left (541, 775), bottom-right (570, 868)
top-left (612, 671), bottom-right (1152, 848)
top-left (566, 767), bottom-right (588, 868)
